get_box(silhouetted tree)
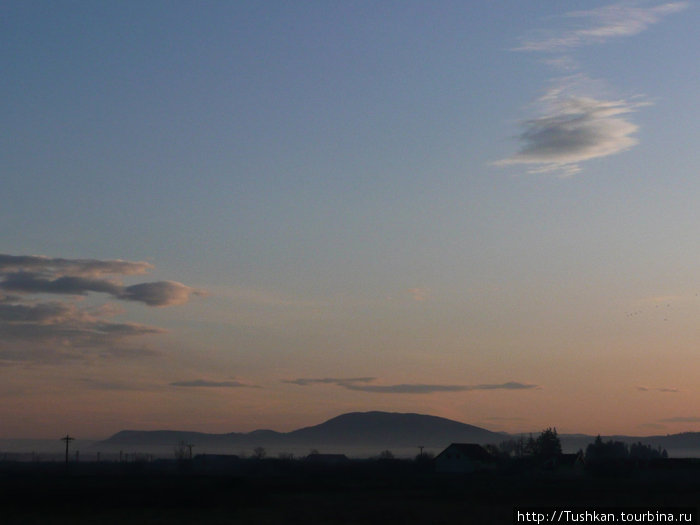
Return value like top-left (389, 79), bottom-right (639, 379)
top-left (174, 441), bottom-right (188, 460)
top-left (497, 436), bottom-right (532, 457)
top-left (484, 444), bottom-right (509, 460)
top-left (585, 436), bottom-right (628, 462)
top-left (533, 428), bottom-right (562, 459)
top-left (496, 439), bottom-right (518, 457)
top-left (414, 451), bottom-right (434, 462)
top-left (629, 442), bottom-right (667, 460)
top-left (525, 434), bottom-right (537, 456)
top-left (253, 446), bottom-right (267, 459)
top-left (378, 449), bottom-right (394, 460)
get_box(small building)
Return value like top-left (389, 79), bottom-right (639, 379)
top-left (434, 443), bottom-right (495, 473)
top-left (539, 451), bottom-right (585, 473)
top-left (305, 453), bottom-right (349, 465)
top-left (192, 454), bottom-right (241, 473)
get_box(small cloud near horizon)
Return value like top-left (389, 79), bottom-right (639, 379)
top-left (284, 378), bottom-right (537, 394)
top-left (170, 379), bottom-right (256, 388)
top-left (77, 377), bottom-right (157, 391)
top-left (637, 386), bottom-right (679, 393)
top-left (281, 377), bottom-right (375, 386)
top-left (638, 422), bottom-right (667, 430)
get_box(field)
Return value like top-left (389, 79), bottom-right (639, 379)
top-left (2, 459), bottom-right (698, 524)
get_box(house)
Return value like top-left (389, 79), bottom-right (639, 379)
top-left (192, 454), bottom-right (241, 474)
top-left (305, 453), bottom-right (349, 465)
top-left (434, 443), bottom-right (495, 473)
top-left (539, 451), bottom-right (585, 472)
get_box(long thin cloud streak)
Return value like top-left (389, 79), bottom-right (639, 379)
top-left (659, 417), bottom-right (700, 423)
top-left (341, 381), bottom-right (537, 394)
top-left (285, 378), bottom-right (537, 394)
top-left (637, 386), bottom-right (679, 393)
top-left (170, 379), bottom-right (253, 388)
top-left (0, 254), bottom-right (153, 277)
top-left (282, 377), bottom-right (376, 386)
top-left (517, 2), bottom-right (688, 52)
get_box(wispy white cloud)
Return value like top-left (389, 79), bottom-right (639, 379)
top-left (0, 254), bottom-right (205, 307)
top-left (0, 253), bottom-right (202, 364)
top-left (121, 281), bottom-right (204, 307)
top-left (496, 91), bottom-right (645, 176)
top-left (0, 254), bottom-right (153, 277)
top-left (499, 2), bottom-right (686, 176)
top-left (517, 2), bottom-right (689, 52)
top-left (0, 299), bottom-right (164, 364)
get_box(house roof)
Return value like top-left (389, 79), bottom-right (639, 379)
top-left (305, 453), bottom-right (349, 462)
top-left (436, 443), bottom-right (494, 462)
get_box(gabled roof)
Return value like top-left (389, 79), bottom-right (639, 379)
top-left (305, 453), bottom-right (349, 462)
top-left (436, 443), bottom-right (494, 462)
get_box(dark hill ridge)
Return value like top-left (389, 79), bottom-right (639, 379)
top-left (104, 430), bottom-right (240, 447)
top-left (95, 412), bottom-right (700, 457)
top-left (287, 411), bottom-right (504, 446)
top-left (96, 411), bottom-right (504, 451)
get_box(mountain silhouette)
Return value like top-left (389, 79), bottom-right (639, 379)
top-left (94, 411), bottom-right (700, 457)
top-left (96, 411), bottom-right (504, 453)
top-left (286, 411), bottom-right (503, 447)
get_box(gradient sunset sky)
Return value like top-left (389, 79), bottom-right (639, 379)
top-left (2, 1), bottom-right (699, 439)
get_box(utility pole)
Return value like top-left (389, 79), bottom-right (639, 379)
top-left (186, 443), bottom-right (194, 460)
top-left (61, 435), bottom-right (75, 465)
top-left (418, 445), bottom-right (425, 458)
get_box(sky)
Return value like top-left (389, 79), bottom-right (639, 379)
top-left (2, 1), bottom-right (699, 440)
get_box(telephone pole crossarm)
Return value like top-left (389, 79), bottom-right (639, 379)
top-left (60, 434), bottom-right (75, 465)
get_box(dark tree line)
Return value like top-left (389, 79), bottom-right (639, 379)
top-left (491, 428), bottom-right (562, 459)
top-left (492, 431), bottom-right (668, 464)
top-left (585, 436), bottom-right (667, 462)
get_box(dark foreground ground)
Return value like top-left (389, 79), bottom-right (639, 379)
top-left (2, 459), bottom-right (698, 524)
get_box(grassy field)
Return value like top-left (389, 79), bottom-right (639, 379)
top-left (2, 460), bottom-right (698, 524)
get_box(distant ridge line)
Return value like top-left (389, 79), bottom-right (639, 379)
top-left (97, 411), bottom-right (503, 449)
top-left (93, 411), bottom-right (700, 457)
